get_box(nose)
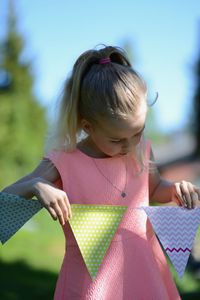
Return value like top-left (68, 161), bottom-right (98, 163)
top-left (123, 134), bottom-right (142, 150)
top-left (121, 140), bottom-right (132, 154)
top-left (121, 147), bottom-right (131, 154)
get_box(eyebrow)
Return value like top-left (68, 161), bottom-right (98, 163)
top-left (109, 124), bottom-right (145, 140)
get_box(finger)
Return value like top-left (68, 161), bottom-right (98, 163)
top-left (182, 194), bottom-right (191, 208)
top-left (193, 186), bottom-right (200, 200)
top-left (47, 207), bottom-right (58, 221)
top-left (59, 199), bottom-right (69, 221)
top-left (180, 181), bottom-right (193, 209)
top-left (191, 192), bottom-right (199, 208)
top-left (52, 202), bottom-right (65, 226)
top-left (175, 183), bottom-right (185, 206)
top-left (187, 184), bottom-right (198, 209)
top-left (63, 194), bottom-right (72, 219)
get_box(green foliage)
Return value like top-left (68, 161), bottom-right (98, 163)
top-left (0, 1), bottom-right (47, 188)
top-left (1, 210), bottom-right (64, 272)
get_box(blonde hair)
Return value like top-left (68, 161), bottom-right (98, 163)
top-left (44, 45), bottom-right (148, 169)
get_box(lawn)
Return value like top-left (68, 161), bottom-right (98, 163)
top-left (0, 209), bottom-right (200, 299)
top-left (0, 210), bottom-right (64, 300)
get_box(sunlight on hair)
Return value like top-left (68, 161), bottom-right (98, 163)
top-left (44, 45), bottom-right (151, 172)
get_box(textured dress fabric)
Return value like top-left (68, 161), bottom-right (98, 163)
top-left (44, 141), bottom-right (181, 300)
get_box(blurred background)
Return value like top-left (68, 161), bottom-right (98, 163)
top-left (0, 0), bottom-right (200, 299)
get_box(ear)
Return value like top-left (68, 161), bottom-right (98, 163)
top-left (80, 119), bottom-right (94, 135)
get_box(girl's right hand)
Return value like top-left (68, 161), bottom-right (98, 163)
top-left (33, 177), bottom-right (72, 226)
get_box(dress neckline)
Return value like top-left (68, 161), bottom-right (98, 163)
top-left (75, 147), bottom-right (126, 161)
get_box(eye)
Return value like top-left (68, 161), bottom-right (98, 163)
top-left (110, 140), bottom-right (122, 143)
top-left (109, 126), bottom-right (145, 144)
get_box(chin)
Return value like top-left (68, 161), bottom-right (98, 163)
top-left (104, 153), bottom-right (118, 158)
top-left (112, 153), bottom-right (124, 157)
top-left (102, 151), bottom-right (121, 158)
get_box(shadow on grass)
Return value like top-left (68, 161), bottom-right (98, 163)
top-left (1, 259), bottom-right (200, 300)
top-left (0, 260), bottom-right (58, 300)
top-left (180, 292), bottom-right (200, 300)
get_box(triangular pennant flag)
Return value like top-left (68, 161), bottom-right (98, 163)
top-left (142, 206), bottom-right (200, 278)
top-left (0, 192), bottom-right (43, 244)
top-left (68, 204), bottom-right (127, 280)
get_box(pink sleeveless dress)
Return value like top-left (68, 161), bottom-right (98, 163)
top-left (44, 141), bottom-right (181, 300)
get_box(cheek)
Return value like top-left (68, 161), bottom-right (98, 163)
top-left (107, 143), bottom-right (121, 151)
top-left (121, 135), bottom-right (143, 151)
top-left (110, 144), bottom-right (126, 156)
top-left (93, 134), bottom-right (122, 155)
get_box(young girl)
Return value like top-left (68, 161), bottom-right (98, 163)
top-left (2, 45), bottom-right (200, 299)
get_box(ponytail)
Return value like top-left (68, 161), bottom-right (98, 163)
top-left (44, 45), bottom-right (147, 153)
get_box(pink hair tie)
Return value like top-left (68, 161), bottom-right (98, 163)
top-left (99, 57), bottom-right (111, 65)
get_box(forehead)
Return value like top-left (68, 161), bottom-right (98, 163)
top-left (97, 104), bottom-right (147, 138)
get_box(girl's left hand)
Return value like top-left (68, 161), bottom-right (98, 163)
top-left (174, 181), bottom-right (200, 209)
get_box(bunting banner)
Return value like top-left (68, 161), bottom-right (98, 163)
top-left (0, 192), bottom-right (127, 279)
top-left (0, 192), bottom-right (43, 244)
top-left (142, 206), bottom-right (200, 278)
top-left (1, 192), bottom-right (200, 279)
top-left (68, 204), bottom-right (127, 279)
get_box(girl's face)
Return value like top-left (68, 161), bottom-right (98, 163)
top-left (81, 102), bottom-right (147, 158)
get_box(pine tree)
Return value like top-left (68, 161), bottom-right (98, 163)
top-left (0, 1), bottom-right (47, 188)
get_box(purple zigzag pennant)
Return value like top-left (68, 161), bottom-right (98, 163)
top-left (142, 206), bottom-right (200, 278)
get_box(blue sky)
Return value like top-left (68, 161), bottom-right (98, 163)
top-left (1, 0), bottom-right (200, 133)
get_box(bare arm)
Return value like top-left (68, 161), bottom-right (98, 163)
top-left (1, 159), bottom-right (72, 225)
top-left (149, 149), bottom-right (176, 204)
top-left (1, 159), bottom-right (61, 199)
top-left (149, 148), bottom-right (200, 208)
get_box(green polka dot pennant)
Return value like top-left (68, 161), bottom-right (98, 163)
top-left (69, 204), bottom-right (127, 280)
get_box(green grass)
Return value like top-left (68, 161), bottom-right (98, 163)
top-left (0, 210), bottom-right (65, 300)
top-left (0, 260), bottom-right (58, 300)
top-left (1, 209), bottom-right (65, 272)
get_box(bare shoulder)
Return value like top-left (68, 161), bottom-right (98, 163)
top-left (13, 158), bottom-right (61, 185)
